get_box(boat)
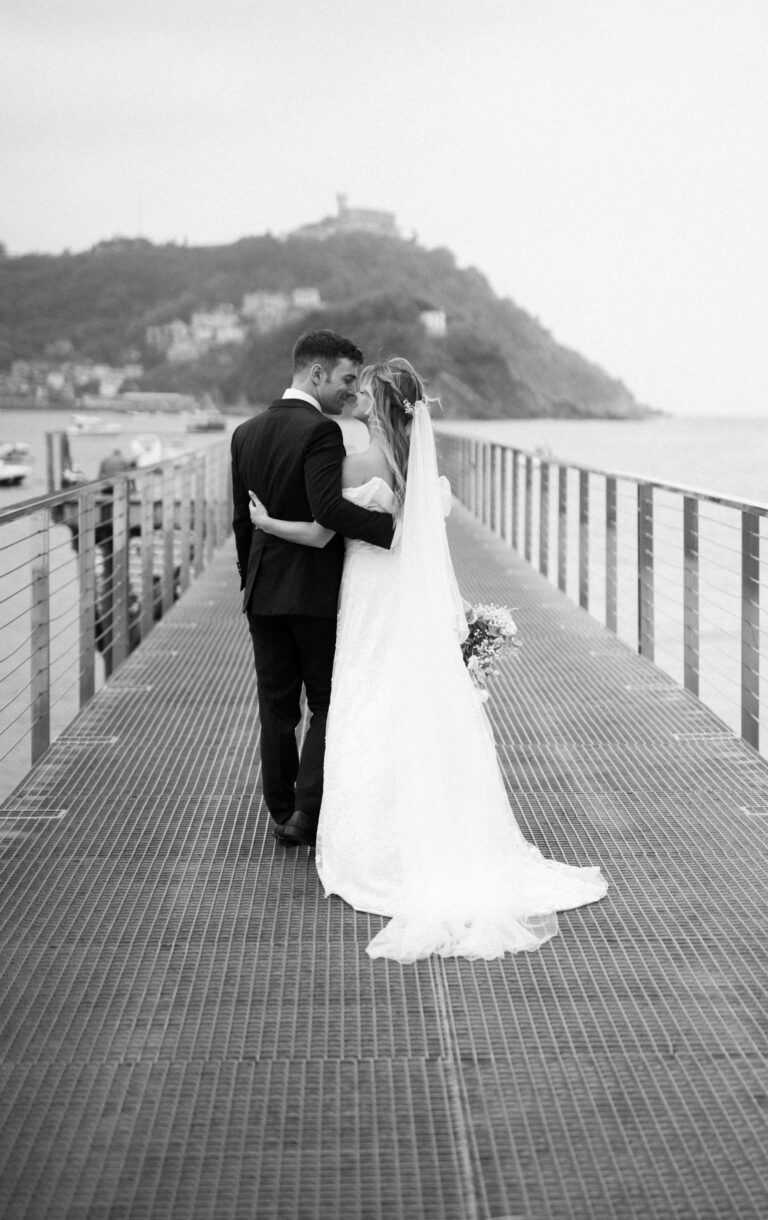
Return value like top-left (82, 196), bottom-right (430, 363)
top-left (130, 434), bottom-right (165, 468)
top-left (185, 408), bottom-right (227, 433)
top-left (66, 413), bottom-right (122, 436)
top-left (129, 434), bottom-right (186, 468)
top-left (0, 442), bottom-right (33, 486)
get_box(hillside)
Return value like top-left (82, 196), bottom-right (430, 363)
top-left (0, 230), bottom-right (651, 418)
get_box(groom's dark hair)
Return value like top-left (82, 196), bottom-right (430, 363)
top-left (292, 329), bottom-right (363, 373)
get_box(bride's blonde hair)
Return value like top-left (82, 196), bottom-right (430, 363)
top-left (360, 357), bottom-right (425, 508)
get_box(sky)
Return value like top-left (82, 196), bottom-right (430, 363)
top-left (2, 0), bottom-right (768, 417)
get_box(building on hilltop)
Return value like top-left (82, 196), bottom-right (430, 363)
top-left (291, 194), bottom-right (400, 241)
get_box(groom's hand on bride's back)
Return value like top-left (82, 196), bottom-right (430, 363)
top-left (248, 490), bottom-right (269, 530)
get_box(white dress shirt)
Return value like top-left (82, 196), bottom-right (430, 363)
top-left (282, 388), bottom-right (321, 412)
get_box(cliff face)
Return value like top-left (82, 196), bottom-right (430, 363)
top-left (0, 231), bottom-right (652, 418)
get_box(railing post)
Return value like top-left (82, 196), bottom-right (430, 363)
top-left (683, 496), bottom-right (700, 696)
top-left (511, 450), bottom-right (520, 551)
top-left (638, 483), bottom-right (654, 659)
top-left (502, 448), bottom-right (512, 543)
top-left (492, 445), bottom-right (502, 536)
top-left (30, 513), bottom-right (51, 764)
top-left (78, 490), bottom-right (96, 706)
top-left (111, 477), bottom-right (130, 670)
top-left (465, 436), bottom-right (472, 507)
top-left (488, 445), bottom-right (495, 531)
top-left (179, 460), bottom-right (192, 595)
top-left (161, 464), bottom-right (175, 615)
top-left (213, 451), bottom-right (225, 547)
top-left (475, 442), bottom-right (483, 522)
top-left (140, 475), bottom-right (155, 640)
top-left (558, 465), bottom-right (568, 593)
top-left (205, 453), bottom-right (216, 566)
top-left (482, 443), bottom-right (492, 527)
top-left (46, 432), bottom-right (56, 492)
top-left (539, 461), bottom-right (549, 577)
top-left (524, 456), bottom-right (533, 563)
top-left (194, 453), bottom-right (206, 577)
top-left (741, 511), bottom-right (760, 749)
top-left (606, 476), bottom-right (617, 633)
top-left (579, 470), bottom-right (589, 611)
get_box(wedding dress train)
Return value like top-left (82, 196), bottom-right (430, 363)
top-left (315, 410), bottom-right (607, 962)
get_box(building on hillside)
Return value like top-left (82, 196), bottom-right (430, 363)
top-left (241, 292), bottom-right (291, 333)
top-left (8, 358), bottom-right (143, 401)
top-left (419, 309), bottom-right (447, 338)
top-left (291, 194), bottom-right (400, 241)
top-left (291, 287), bottom-right (322, 311)
top-left (147, 307), bottom-right (245, 364)
top-left (190, 305), bottom-right (245, 348)
top-left (145, 320), bottom-right (189, 355)
top-left (241, 287), bottom-right (323, 334)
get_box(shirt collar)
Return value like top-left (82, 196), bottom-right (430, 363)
top-left (282, 388), bottom-right (321, 412)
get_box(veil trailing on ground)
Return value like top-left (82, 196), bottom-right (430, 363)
top-left (365, 401), bottom-right (606, 961)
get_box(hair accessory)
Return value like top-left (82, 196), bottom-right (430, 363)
top-left (402, 396), bottom-right (441, 417)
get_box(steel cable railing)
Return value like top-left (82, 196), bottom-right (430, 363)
top-left (437, 431), bottom-right (768, 754)
top-left (0, 440), bottom-right (232, 802)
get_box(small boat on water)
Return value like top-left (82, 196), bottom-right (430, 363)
top-left (185, 408), bottom-right (227, 433)
top-left (0, 442), bottom-right (32, 486)
top-left (66, 413), bottom-right (122, 436)
top-left (129, 434), bottom-right (186, 468)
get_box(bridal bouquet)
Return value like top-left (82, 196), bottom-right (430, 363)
top-left (462, 603), bottom-right (521, 700)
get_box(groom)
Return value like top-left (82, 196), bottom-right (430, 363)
top-left (231, 330), bottom-right (394, 848)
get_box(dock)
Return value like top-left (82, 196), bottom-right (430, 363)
top-left (1, 502), bottom-right (767, 1219)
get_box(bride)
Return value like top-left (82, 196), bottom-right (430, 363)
top-left (248, 357), bottom-right (607, 961)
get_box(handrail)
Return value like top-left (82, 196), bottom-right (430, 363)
top-left (0, 440), bottom-right (233, 802)
top-left (514, 459), bottom-right (768, 518)
top-left (437, 431), bottom-right (767, 755)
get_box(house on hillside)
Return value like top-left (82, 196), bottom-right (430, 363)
top-left (147, 306), bottom-right (245, 363)
top-left (241, 292), bottom-right (291, 333)
top-left (190, 305), bottom-right (245, 348)
top-left (8, 358), bottom-right (143, 401)
top-left (419, 309), bottom-right (447, 338)
top-left (241, 287), bottom-right (323, 334)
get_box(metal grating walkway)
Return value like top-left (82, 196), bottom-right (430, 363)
top-left (1, 503), bottom-right (767, 1219)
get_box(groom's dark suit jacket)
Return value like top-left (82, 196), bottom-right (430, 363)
top-left (231, 399), bottom-right (394, 616)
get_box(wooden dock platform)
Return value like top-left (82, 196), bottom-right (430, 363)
top-left (1, 503), bottom-right (767, 1219)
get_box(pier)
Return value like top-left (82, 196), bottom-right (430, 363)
top-left (1, 445), bottom-right (768, 1218)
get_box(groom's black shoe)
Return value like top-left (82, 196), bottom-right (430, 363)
top-left (272, 810), bottom-right (317, 849)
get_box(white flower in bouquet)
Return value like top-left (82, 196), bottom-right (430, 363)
top-left (461, 603), bottom-right (521, 700)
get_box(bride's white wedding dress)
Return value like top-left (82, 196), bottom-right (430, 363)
top-left (316, 407), bottom-right (607, 962)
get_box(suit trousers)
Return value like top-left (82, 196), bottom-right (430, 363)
top-left (247, 612), bottom-right (337, 825)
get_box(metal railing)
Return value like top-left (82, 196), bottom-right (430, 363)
top-left (0, 441), bottom-right (232, 800)
top-left (438, 432), bottom-right (768, 754)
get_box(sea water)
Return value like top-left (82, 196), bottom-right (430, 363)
top-left (437, 415), bottom-right (766, 505)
